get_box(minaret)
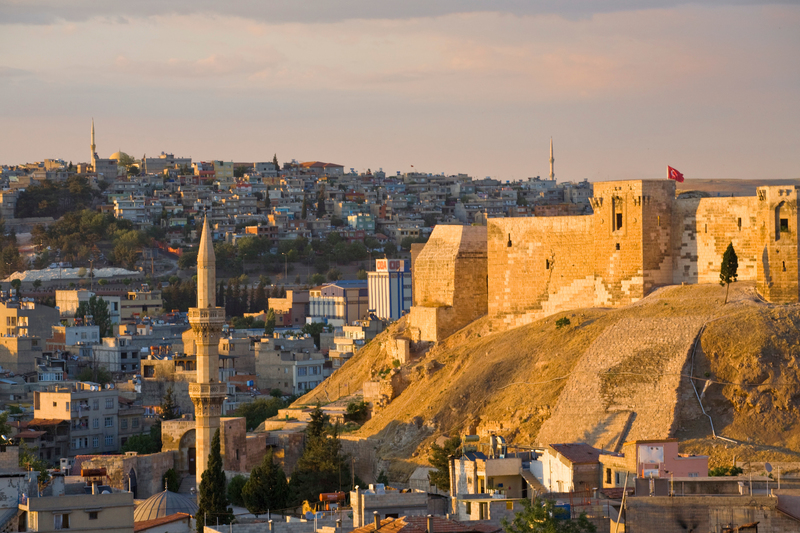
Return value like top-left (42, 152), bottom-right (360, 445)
top-left (188, 216), bottom-right (225, 489)
top-left (549, 137), bottom-right (555, 181)
top-left (90, 119), bottom-right (97, 168)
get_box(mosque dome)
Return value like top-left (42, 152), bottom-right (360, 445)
top-left (133, 489), bottom-right (198, 522)
top-left (109, 151), bottom-right (130, 161)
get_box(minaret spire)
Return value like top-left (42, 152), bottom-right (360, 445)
top-left (90, 118), bottom-right (96, 161)
top-left (197, 216), bottom-right (216, 308)
top-left (549, 137), bottom-right (555, 181)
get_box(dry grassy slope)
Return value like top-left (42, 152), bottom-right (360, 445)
top-left (298, 282), bottom-right (800, 473)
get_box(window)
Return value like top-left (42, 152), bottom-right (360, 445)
top-left (781, 218), bottom-right (789, 232)
top-left (738, 217), bottom-right (742, 230)
top-left (105, 398), bottom-right (113, 409)
top-left (121, 419), bottom-right (128, 429)
top-left (616, 473), bottom-right (620, 484)
top-left (105, 417), bottom-right (113, 427)
top-left (65, 402), bottom-right (69, 411)
top-left (465, 502), bottom-right (472, 515)
top-left (132, 418), bottom-right (139, 428)
top-left (606, 468), bottom-right (611, 484)
top-left (93, 437), bottom-right (99, 448)
top-left (688, 472), bottom-right (699, 478)
top-left (88, 512), bottom-right (98, 520)
top-left (93, 399), bottom-right (99, 410)
top-left (297, 367), bottom-right (307, 376)
top-left (616, 213), bottom-right (623, 231)
top-left (53, 402), bottom-right (57, 408)
top-left (105, 435), bottom-right (114, 447)
top-left (93, 418), bottom-right (99, 429)
top-left (54, 514), bottom-right (69, 530)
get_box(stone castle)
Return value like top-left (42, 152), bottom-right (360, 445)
top-left (409, 180), bottom-right (799, 341)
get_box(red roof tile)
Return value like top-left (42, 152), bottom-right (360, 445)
top-left (134, 513), bottom-right (192, 532)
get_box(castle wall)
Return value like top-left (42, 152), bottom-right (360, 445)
top-left (409, 225), bottom-right (487, 341)
top-left (756, 186), bottom-right (800, 303)
top-left (487, 216), bottom-right (595, 319)
top-left (673, 197), bottom-right (760, 284)
top-left (409, 181), bottom-right (800, 343)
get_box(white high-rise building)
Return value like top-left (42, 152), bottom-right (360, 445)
top-left (367, 259), bottom-right (412, 321)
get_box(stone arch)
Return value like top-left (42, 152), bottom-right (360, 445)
top-left (128, 468), bottom-right (138, 499)
top-left (178, 428), bottom-right (196, 476)
top-left (776, 200), bottom-right (787, 240)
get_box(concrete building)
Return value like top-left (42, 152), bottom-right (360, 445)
top-left (253, 335), bottom-right (326, 394)
top-left (33, 382), bottom-right (131, 458)
top-left (599, 439), bottom-right (708, 488)
top-left (350, 486), bottom-right (430, 527)
top-left (267, 290), bottom-right (310, 328)
top-left (537, 443), bottom-right (604, 494)
top-left (21, 473), bottom-right (134, 533)
top-left (55, 290), bottom-right (121, 325)
top-left (46, 325), bottom-right (100, 352)
top-left (309, 280), bottom-right (369, 326)
top-left (121, 286), bottom-right (163, 323)
top-left (1, 298), bottom-right (60, 340)
top-left (367, 259), bottom-right (412, 321)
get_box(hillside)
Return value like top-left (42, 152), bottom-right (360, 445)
top-left (297, 282), bottom-right (800, 476)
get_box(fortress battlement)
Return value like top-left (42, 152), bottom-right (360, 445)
top-left (409, 180), bottom-right (800, 341)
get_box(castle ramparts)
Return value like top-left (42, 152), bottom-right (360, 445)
top-left (409, 180), bottom-right (799, 341)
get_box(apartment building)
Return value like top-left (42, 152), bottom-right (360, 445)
top-left (120, 286), bottom-right (163, 323)
top-left (33, 383), bottom-right (140, 458)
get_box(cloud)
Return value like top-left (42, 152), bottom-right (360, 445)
top-left (0, 0), bottom-right (791, 26)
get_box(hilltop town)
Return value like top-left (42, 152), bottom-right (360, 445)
top-left (2, 125), bottom-right (800, 532)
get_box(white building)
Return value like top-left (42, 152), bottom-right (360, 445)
top-left (55, 290), bottom-right (121, 324)
top-left (367, 259), bottom-right (412, 321)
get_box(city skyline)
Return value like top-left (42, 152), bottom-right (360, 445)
top-left (1, 1), bottom-right (799, 181)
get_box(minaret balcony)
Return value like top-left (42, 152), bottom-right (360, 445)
top-left (188, 382), bottom-right (227, 397)
top-left (188, 308), bottom-right (226, 322)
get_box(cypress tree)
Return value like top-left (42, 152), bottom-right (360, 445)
top-left (254, 282), bottom-right (267, 312)
top-left (241, 449), bottom-right (289, 517)
top-left (719, 242), bottom-right (739, 304)
top-left (195, 429), bottom-right (233, 532)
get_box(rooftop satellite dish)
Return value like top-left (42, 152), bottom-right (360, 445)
top-left (765, 462), bottom-right (773, 473)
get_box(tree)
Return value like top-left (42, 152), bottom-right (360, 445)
top-left (720, 242), bottom-right (739, 304)
top-left (160, 386), bottom-right (180, 420)
top-left (163, 468), bottom-right (180, 492)
top-left (288, 406), bottom-right (353, 504)
top-left (227, 475), bottom-right (247, 507)
top-left (178, 251), bottom-right (198, 270)
top-left (195, 429), bottom-right (233, 533)
top-left (356, 269), bottom-right (368, 280)
top-left (428, 436), bottom-right (461, 492)
top-left (273, 154), bottom-right (280, 171)
top-left (75, 295), bottom-right (113, 337)
top-left (10, 279), bottom-right (21, 294)
top-left (345, 400), bottom-right (369, 423)
top-left (317, 187), bottom-right (327, 218)
top-left (302, 322), bottom-right (326, 348)
top-left (77, 366), bottom-right (112, 385)
top-left (121, 434), bottom-right (159, 455)
top-left (32, 279), bottom-right (42, 290)
top-left (264, 309), bottom-right (276, 336)
top-left (502, 497), bottom-right (597, 533)
top-left (232, 397), bottom-right (284, 431)
top-left (19, 442), bottom-right (50, 487)
top-left (241, 450), bottom-right (290, 517)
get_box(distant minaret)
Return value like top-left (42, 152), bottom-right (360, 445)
top-left (188, 216), bottom-right (225, 489)
top-left (90, 119), bottom-right (97, 168)
top-left (549, 137), bottom-right (555, 181)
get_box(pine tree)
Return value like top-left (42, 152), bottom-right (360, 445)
top-left (288, 406), bottom-right (353, 505)
top-left (225, 281), bottom-right (234, 316)
top-left (160, 386), bottom-right (180, 420)
top-left (317, 186), bottom-right (327, 217)
top-left (264, 309), bottom-right (276, 335)
top-left (720, 242), bottom-right (739, 304)
top-left (195, 429), bottom-right (233, 532)
top-left (254, 282), bottom-right (267, 312)
top-left (241, 450), bottom-right (289, 517)
top-left (216, 281), bottom-right (225, 307)
top-left (273, 154), bottom-right (279, 171)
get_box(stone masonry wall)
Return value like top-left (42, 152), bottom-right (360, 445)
top-left (756, 185), bottom-right (800, 303)
top-left (409, 225), bottom-right (487, 342)
top-left (673, 197), bottom-right (760, 284)
top-left (625, 496), bottom-right (798, 533)
top-left (411, 182), bottom-right (800, 342)
top-left (537, 315), bottom-right (708, 450)
top-left (487, 216), bottom-right (595, 321)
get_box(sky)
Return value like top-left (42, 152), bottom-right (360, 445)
top-left (1, 1), bottom-right (799, 182)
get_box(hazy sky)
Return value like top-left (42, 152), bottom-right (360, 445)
top-left (1, 1), bottom-right (798, 181)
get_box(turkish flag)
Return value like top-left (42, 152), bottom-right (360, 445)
top-left (667, 166), bottom-right (685, 183)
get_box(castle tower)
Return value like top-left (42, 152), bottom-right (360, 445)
top-left (549, 138), bottom-right (555, 181)
top-left (188, 216), bottom-right (225, 488)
